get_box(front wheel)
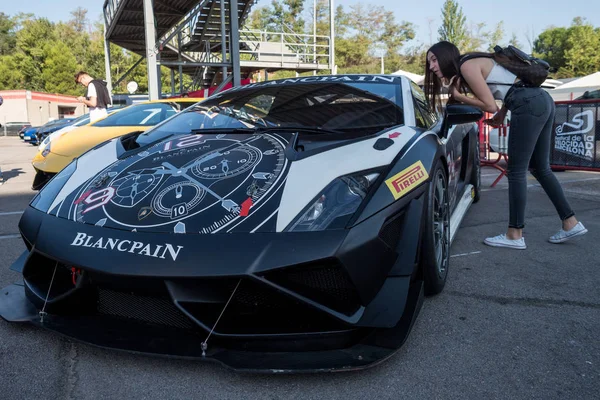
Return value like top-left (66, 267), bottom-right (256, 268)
top-left (421, 161), bottom-right (450, 296)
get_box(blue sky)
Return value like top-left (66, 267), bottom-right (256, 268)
top-left (4, 0), bottom-right (600, 52)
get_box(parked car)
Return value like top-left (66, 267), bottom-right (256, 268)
top-left (1, 75), bottom-right (483, 372)
top-left (22, 126), bottom-right (41, 144)
top-left (576, 89), bottom-right (600, 100)
top-left (18, 125), bottom-right (33, 139)
top-left (31, 99), bottom-right (202, 189)
top-left (24, 119), bottom-right (71, 145)
top-left (35, 117), bottom-right (76, 143)
top-left (38, 107), bottom-right (124, 151)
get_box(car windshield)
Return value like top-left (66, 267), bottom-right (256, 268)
top-left (70, 107), bottom-right (121, 127)
top-left (577, 89), bottom-right (600, 100)
top-left (137, 79), bottom-right (404, 145)
top-left (92, 102), bottom-right (194, 128)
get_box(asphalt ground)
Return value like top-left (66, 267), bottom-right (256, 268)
top-left (0, 136), bottom-right (598, 399)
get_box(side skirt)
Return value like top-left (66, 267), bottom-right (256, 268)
top-left (449, 184), bottom-right (474, 245)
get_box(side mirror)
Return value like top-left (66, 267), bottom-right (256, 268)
top-left (441, 104), bottom-right (483, 136)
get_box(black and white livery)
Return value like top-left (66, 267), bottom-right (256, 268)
top-left (0, 74), bottom-right (483, 372)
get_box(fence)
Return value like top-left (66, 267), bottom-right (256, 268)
top-left (550, 99), bottom-right (600, 171)
top-left (477, 113), bottom-right (509, 187)
top-left (477, 98), bottom-right (600, 187)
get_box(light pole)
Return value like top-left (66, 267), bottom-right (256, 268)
top-left (329, 0), bottom-right (335, 74)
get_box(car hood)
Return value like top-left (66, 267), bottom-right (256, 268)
top-left (51, 126), bottom-right (150, 158)
top-left (43, 127), bottom-right (420, 234)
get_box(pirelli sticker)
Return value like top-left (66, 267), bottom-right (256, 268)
top-left (385, 161), bottom-right (429, 200)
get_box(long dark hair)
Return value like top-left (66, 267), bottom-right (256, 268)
top-left (424, 41), bottom-right (462, 111)
top-left (424, 41), bottom-right (524, 110)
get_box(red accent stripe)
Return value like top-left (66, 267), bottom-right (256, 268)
top-left (240, 198), bottom-right (253, 217)
top-left (74, 190), bottom-right (92, 205)
top-left (0, 90), bottom-right (78, 102)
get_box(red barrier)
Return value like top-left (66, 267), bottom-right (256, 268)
top-left (478, 112), bottom-right (509, 187)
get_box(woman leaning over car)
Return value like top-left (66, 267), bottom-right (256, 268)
top-left (423, 41), bottom-right (586, 250)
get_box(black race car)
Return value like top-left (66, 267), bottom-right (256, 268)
top-left (0, 75), bottom-right (482, 372)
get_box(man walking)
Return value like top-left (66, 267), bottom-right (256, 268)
top-left (74, 71), bottom-right (112, 123)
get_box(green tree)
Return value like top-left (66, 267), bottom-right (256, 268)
top-left (438, 0), bottom-right (467, 49)
top-left (0, 13), bottom-right (17, 55)
top-left (560, 24), bottom-right (600, 77)
top-left (534, 18), bottom-right (600, 78)
top-left (0, 55), bottom-right (23, 89)
top-left (381, 10), bottom-right (415, 56)
top-left (337, 3), bottom-right (414, 72)
top-left (41, 41), bottom-right (79, 95)
top-left (533, 26), bottom-right (569, 70)
top-left (266, 0), bottom-right (305, 33)
top-left (484, 21), bottom-right (505, 52)
top-left (69, 7), bottom-right (89, 33)
top-left (14, 17), bottom-right (57, 91)
top-left (244, 6), bottom-right (270, 30)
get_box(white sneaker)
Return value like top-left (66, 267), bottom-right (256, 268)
top-left (484, 234), bottom-right (526, 249)
top-left (549, 222), bottom-right (587, 243)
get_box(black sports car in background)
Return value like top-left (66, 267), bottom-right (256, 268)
top-left (0, 75), bottom-right (482, 372)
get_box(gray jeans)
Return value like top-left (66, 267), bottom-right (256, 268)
top-left (504, 86), bottom-right (575, 229)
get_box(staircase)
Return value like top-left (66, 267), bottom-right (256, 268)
top-left (157, 0), bottom-right (331, 92)
top-left (180, 0), bottom-right (256, 53)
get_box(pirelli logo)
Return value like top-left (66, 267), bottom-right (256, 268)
top-left (385, 161), bottom-right (429, 200)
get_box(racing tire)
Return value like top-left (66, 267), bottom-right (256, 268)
top-left (422, 161), bottom-right (450, 296)
top-left (470, 134), bottom-right (481, 203)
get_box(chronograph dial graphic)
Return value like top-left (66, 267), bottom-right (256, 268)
top-left (110, 169), bottom-right (163, 207)
top-left (152, 181), bottom-right (206, 219)
top-left (190, 147), bottom-right (261, 179)
top-left (69, 133), bottom-right (289, 234)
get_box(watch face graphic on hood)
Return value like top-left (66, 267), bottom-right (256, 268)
top-left (61, 132), bottom-right (290, 234)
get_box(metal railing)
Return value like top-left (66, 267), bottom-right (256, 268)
top-left (103, 0), bottom-right (123, 28)
top-left (161, 28), bottom-right (330, 67)
top-left (238, 30), bottom-right (330, 66)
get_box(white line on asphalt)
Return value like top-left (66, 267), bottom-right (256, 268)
top-left (450, 251), bottom-right (482, 258)
top-left (482, 176), bottom-right (600, 192)
top-left (0, 211), bottom-right (24, 216)
top-left (0, 234), bottom-right (20, 240)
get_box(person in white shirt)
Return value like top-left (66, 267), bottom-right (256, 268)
top-left (74, 71), bottom-right (111, 123)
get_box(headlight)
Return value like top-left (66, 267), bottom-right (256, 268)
top-left (286, 170), bottom-right (381, 232)
top-left (30, 160), bottom-right (77, 213)
top-left (40, 136), bottom-right (50, 149)
top-left (41, 143), bottom-right (51, 157)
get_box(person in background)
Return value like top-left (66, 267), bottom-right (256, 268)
top-left (423, 41), bottom-right (587, 250)
top-left (74, 71), bottom-right (112, 123)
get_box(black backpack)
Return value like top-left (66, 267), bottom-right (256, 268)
top-left (460, 45), bottom-right (551, 87)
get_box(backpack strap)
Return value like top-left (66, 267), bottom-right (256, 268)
top-left (459, 53), bottom-right (493, 68)
top-left (459, 53), bottom-right (520, 87)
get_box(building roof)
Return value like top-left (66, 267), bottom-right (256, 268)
top-left (554, 72), bottom-right (600, 90)
top-left (0, 90), bottom-right (79, 103)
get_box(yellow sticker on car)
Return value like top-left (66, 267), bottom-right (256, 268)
top-left (385, 160), bottom-right (429, 200)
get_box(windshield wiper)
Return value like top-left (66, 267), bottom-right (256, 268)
top-left (259, 126), bottom-right (345, 135)
top-left (190, 126), bottom-right (345, 135)
top-left (190, 128), bottom-right (257, 135)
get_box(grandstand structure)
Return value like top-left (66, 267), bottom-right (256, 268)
top-left (103, 0), bottom-right (335, 99)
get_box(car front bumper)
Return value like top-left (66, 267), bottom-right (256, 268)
top-left (1, 190), bottom-right (427, 372)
